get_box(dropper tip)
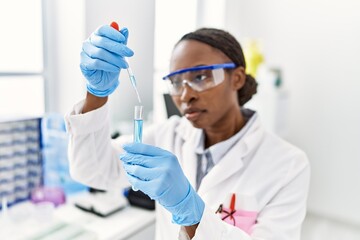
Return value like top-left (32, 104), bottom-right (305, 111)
top-left (136, 91), bottom-right (142, 104)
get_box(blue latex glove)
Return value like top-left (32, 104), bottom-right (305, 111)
top-left (120, 143), bottom-right (205, 226)
top-left (80, 25), bottom-right (134, 97)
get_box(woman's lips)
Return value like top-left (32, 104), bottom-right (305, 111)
top-left (184, 108), bottom-right (205, 121)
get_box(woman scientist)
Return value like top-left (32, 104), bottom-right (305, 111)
top-left (65, 25), bottom-right (310, 240)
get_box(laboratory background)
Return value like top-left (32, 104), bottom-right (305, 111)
top-left (0, 0), bottom-right (359, 239)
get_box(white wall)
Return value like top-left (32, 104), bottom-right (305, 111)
top-left (43, 0), bottom-right (86, 114)
top-left (225, 0), bottom-right (360, 225)
top-left (153, 0), bottom-right (198, 123)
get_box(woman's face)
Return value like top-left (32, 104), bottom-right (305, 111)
top-left (169, 40), bottom-right (244, 130)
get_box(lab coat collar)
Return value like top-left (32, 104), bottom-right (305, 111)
top-left (198, 114), bottom-right (264, 194)
top-left (175, 112), bottom-right (265, 195)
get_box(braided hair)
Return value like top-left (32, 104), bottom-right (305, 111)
top-left (178, 28), bottom-right (257, 106)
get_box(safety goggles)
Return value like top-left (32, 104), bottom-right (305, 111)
top-left (162, 63), bottom-right (236, 96)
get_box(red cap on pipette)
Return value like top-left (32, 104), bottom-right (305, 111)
top-left (110, 21), bottom-right (119, 31)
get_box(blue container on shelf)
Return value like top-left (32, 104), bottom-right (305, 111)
top-left (41, 113), bottom-right (88, 195)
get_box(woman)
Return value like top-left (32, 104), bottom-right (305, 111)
top-left (65, 24), bottom-right (310, 240)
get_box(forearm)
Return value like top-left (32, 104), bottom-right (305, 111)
top-left (82, 92), bottom-right (108, 113)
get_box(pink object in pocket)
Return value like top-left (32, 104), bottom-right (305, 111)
top-left (217, 205), bottom-right (258, 234)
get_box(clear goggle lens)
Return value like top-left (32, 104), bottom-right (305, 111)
top-left (165, 68), bottom-right (226, 96)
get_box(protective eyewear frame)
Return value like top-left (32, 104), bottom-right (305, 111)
top-left (162, 63), bottom-right (236, 80)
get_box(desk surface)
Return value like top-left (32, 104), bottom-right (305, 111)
top-left (0, 191), bottom-right (156, 240)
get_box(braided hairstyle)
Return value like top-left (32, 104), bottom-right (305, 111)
top-left (178, 28), bottom-right (257, 106)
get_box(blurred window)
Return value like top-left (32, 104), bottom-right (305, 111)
top-left (0, 0), bottom-right (44, 116)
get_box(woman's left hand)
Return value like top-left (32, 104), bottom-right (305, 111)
top-left (120, 143), bottom-right (204, 225)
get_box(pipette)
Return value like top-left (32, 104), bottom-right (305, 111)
top-left (126, 66), bottom-right (142, 103)
top-left (110, 22), bottom-right (142, 103)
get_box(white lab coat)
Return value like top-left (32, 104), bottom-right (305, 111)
top-left (65, 100), bottom-right (310, 240)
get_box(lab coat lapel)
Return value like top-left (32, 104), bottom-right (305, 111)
top-left (197, 141), bottom-right (246, 195)
top-left (198, 116), bottom-right (264, 195)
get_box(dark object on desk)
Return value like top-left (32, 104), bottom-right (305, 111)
top-left (111, 131), bottom-right (121, 139)
top-left (89, 187), bottom-right (106, 193)
top-left (74, 192), bottom-right (127, 218)
top-left (124, 187), bottom-right (155, 210)
top-left (163, 94), bottom-right (182, 118)
top-left (75, 202), bottom-right (124, 218)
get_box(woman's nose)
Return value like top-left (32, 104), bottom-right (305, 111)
top-left (180, 82), bottom-right (197, 103)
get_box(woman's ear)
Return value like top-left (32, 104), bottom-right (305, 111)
top-left (231, 66), bottom-right (246, 91)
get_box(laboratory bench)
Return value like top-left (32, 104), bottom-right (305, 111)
top-left (0, 191), bottom-right (156, 240)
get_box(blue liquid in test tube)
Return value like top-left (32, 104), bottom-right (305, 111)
top-left (133, 105), bottom-right (143, 143)
top-left (134, 119), bottom-right (143, 143)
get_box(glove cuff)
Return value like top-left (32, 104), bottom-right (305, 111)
top-left (86, 80), bottom-right (119, 97)
top-left (165, 185), bottom-right (205, 226)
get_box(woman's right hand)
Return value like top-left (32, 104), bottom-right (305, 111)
top-left (80, 25), bottom-right (134, 97)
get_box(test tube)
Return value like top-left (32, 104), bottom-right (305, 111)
top-left (133, 105), bottom-right (143, 143)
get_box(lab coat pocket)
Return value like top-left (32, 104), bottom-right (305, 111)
top-left (218, 206), bottom-right (258, 234)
